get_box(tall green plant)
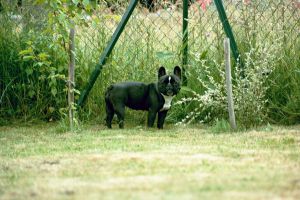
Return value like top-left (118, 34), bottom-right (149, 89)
top-left (0, 0), bottom-right (95, 122)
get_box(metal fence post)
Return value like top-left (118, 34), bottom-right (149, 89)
top-left (68, 26), bottom-right (75, 130)
top-left (224, 38), bottom-right (237, 130)
top-left (214, 0), bottom-right (244, 77)
top-left (182, 0), bottom-right (189, 86)
top-left (77, 0), bottom-right (138, 107)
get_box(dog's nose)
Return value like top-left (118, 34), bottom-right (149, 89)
top-left (166, 90), bottom-right (173, 96)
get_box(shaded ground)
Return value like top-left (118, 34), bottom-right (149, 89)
top-left (0, 123), bottom-right (299, 199)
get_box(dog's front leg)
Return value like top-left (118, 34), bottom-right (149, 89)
top-left (157, 110), bottom-right (168, 129)
top-left (147, 109), bottom-right (157, 127)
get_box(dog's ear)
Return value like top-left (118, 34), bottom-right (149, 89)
top-left (158, 66), bottom-right (166, 78)
top-left (173, 66), bottom-right (181, 80)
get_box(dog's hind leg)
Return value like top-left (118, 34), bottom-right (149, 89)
top-left (114, 104), bottom-right (125, 129)
top-left (105, 102), bottom-right (114, 128)
top-left (105, 88), bottom-right (115, 128)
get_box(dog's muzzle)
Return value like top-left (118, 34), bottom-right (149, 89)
top-left (166, 84), bottom-right (174, 96)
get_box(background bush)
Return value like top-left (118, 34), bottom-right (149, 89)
top-left (0, 1), bottom-right (68, 122)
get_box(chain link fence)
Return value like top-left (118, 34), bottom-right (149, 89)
top-left (1, 0), bottom-right (299, 121)
top-left (75, 0), bottom-right (299, 113)
top-left (74, 0), bottom-right (300, 76)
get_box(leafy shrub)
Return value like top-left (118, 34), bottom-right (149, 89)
top-left (175, 38), bottom-right (281, 128)
top-left (0, 2), bottom-right (68, 121)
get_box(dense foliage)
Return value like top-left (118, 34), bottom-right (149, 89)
top-left (0, 0), bottom-right (299, 127)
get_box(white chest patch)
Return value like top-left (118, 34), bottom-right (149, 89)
top-left (160, 94), bottom-right (174, 111)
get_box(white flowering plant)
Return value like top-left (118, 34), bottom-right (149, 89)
top-left (176, 38), bottom-right (282, 128)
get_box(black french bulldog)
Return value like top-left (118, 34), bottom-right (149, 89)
top-left (105, 66), bottom-right (181, 129)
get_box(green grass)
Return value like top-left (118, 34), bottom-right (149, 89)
top-left (0, 123), bottom-right (300, 199)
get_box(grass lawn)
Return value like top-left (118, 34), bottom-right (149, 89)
top-left (0, 123), bottom-right (299, 200)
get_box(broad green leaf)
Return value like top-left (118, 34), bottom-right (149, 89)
top-left (48, 107), bottom-right (55, 113)
top-left (180, 86), bottom-right (195, 94)
top-left (51, 88), bottom-right (57, 96)
top-left (28, 90), bottom-right (35, 98)
top-left (19, 48), bottom-right (33, 56)
top-left (38, 53), bottom-right (50, 61)
top-left (25, 68), bottom-right (33, 75)
top-left (82, 0), bottom-right (89, 7)
top-left (38, 75), bottom-right (46, 81)
top-left (34, 0), bottom-right (45, 5)
top-left (22, 55), bottom-right (35, 61)
top-left (72, 0), bottom-right (79, 4)
top-left (200, 50), bottom-right (208, 60)
top-left (73, 89), bottom-right (80, 95)
top-left (36, 62), bottom-right (44, 67)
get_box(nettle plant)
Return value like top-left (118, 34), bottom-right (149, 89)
top-left (176, 39), bottom-right (282, 128)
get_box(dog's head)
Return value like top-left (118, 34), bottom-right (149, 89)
top-left (157, 66), bottom-right (181, 96)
